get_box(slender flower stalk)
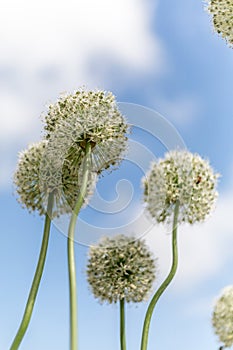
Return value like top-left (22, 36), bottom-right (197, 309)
top-left (120, 298), bottom-right (126, 350)
top-left (43, 89), bottom-right (129, 350)
top-left (12, 140), bottom-right (92, 348)
top-left (142, 150), bottom-right (219, 349)
top-left (10, 192), bottom-right (54, 350)
top-left (12, 89), bottom-right (128, 349)
top-left (67, 142), bottom-right (91, 350)
top-left (140, 201), bottom-right (179, 350)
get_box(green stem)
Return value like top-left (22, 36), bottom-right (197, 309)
top-left (67, 142), bottom-right (91, 350)
top-left (10, 193), bottom-right (54, 350)
top-left (140, 201), bottom-right (180, 350)
top-left (120, 298), bottom-right (126, 350)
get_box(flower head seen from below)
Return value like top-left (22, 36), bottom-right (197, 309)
top-left (14, 141), bottom-right (96, 217)
top-left (212, 286), bottom-right (233, 348)
top-left (87, 235), bottom-right (157, 304)
top-left (143, 150), bottom-right (219, 224)
top-left (207, 0), bottom-right (233, 47)
top-left (44, 89), bottom-right (129, 175)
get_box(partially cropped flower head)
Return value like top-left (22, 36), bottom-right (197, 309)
top-left (207, 0), bottom-right (233, 47)
top-left (44, 89), bottom-right (129, 174)
top-left (87, 235), bottom-right (157, 304)
top-left (14, 141), bottom-right (96, 217)
top-left (143, 150), bottom-right (219, 224)
top-left (212, 286), bottom-right (233, 348)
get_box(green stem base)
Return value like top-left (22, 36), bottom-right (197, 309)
top-left (67, 142), bottom-right (91, 350)
top-left (140, 201), bottom-right (180, 350)
top-left (10, 193), bottom-right (54, 350)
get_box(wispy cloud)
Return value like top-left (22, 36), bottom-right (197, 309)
top-left (0, 0), bottom-right (165, 190)
top-left (0, 0), bottom-right (164, 83)
top-left (0, 92), bottom-right (40, 141)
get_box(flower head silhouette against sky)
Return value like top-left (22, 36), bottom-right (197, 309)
top-left (143, 150), bottom-right (219, 224)
top-left (14, 141), bottom-right (96, 217)
top-left (1, 1), bottom-right (233, 349)
top-left (207, 0), bottom-right (233, 47)
top-left (212, 285), bottom-right (233, 348)
top-left (44, 89), bottom-right (129, 175)
top-left (87, 235), bottom-right (157, 304)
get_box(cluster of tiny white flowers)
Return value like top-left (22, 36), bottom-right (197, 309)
top-left (15, 89), bottom-right (129, 216)
top-left (86, 235), bottom-right (157, 304)
top-left (143, 150), bottom-right (219, 224)
top-left (14, 141), bottom-right (96, 217)
top-left (207, 0), bottom-right (233, 46)
top-left (44, 89), bottom-right (128, 173)
top-left (212, 286), bottom-right (233, 348)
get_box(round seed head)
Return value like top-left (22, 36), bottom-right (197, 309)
top-left (143, 150), bottom-right (219, 224)
top-left (87, 235), bottom-right (157, 304)
top-left (14, 141), bottom-right (96, 217)
top-left (212, 286), bottom-right (233, 348)
top-left (207, 0), bottom-right (233, 47)
top-left (44, 89), bottom-right (129, 174)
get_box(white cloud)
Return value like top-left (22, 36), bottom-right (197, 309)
top-left (0, 91), bottom-right (42, 190)
top-left (144, 186), bottom-right (233, 292)
top-left (0, 92), bottom-right (40, 141)
top-left (0, 0), bottom-right (163, 78)
top-left (0, 0), bottom-right (165, 190)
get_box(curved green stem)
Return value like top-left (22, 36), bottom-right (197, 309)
top-left (120, 298), bottom-right (126, 350)
top-left (10, 193), bottom-right (54, 350)
top-left (67, 142), bottom-right (91, 350)
top-left (140, 201), bottom-right (180, 350)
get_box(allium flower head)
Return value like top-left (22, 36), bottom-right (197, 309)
top-left (87, 235), bottom-right (157, 304)
top-left (44, 89), bottom-right (129, 173)
top-left (143, 150), bottom-right (219, 224)
top-left (207, 0), bottom-right (233, 46)
top-left (14, 141), bottom-right (96, 217)
top-left (212, 286), bottom-right (233, 347)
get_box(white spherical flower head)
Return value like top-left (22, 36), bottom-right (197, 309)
top-left (87, 235), bottom-right (157, 304)
top-left (212, 286), bottom-right (233, 348)
top-left (207, 0), bottom-right (233, 47)
top-left (14, 141), bottom-right (96, 217)
top-left (44, 89), bottom-right (129, 174)
top-left (143, 150), bottom-right (219, 224)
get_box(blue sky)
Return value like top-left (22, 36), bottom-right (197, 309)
top-left (0, 1), bottom-right (233, 349)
